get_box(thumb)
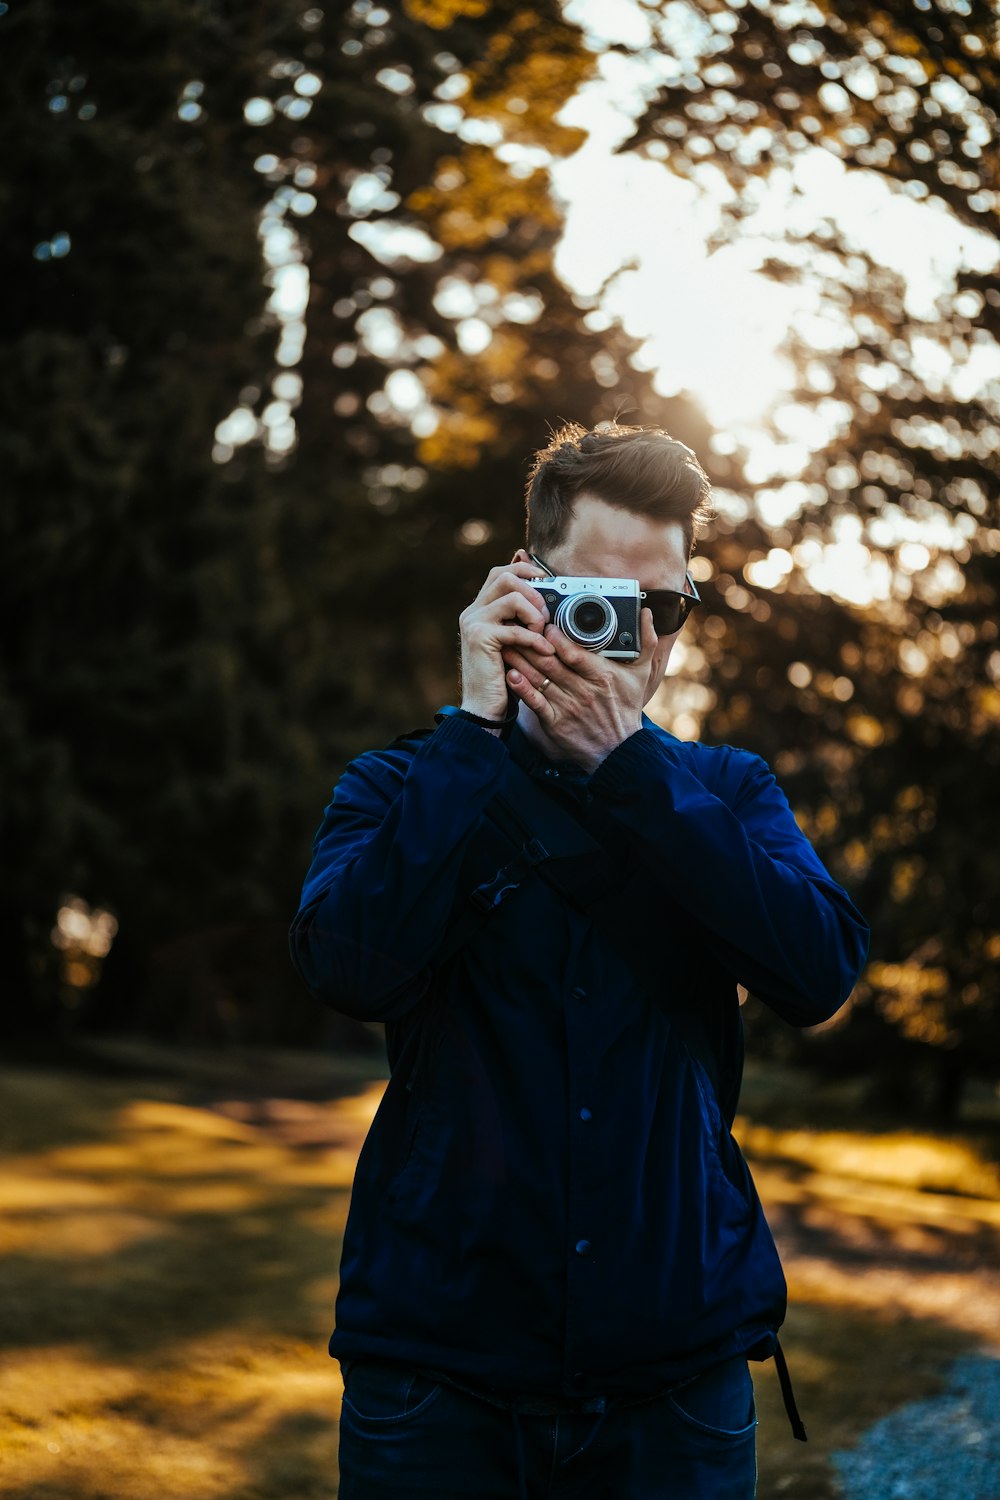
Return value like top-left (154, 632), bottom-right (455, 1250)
top-left (640, 606), bottom-right (658, 658)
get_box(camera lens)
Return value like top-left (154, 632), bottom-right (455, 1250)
top-left (555, 593), bottom-right (617, 651)
top-left (575, 601), bottom-right (607, 634)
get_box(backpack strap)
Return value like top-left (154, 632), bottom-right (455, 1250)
top-left (434, 775), bottom-right (606, 966)
top-left (774, 1338), bottom-right (808, 1441)
top-left (437, 754), bottom-right (741, 1123)
top-left (433, 829), bottom-right (554, 970)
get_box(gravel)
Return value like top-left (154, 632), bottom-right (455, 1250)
top-left (832, 1353), bottom-right (1000, 1500)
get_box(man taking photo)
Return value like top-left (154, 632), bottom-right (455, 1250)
top-left (289, 421), bottom-right (870, 1500)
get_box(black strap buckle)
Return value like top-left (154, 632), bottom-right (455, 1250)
top-left (470, 838), bottom-right (549, 912)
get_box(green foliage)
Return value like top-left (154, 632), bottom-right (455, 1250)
top-left (11, 0), bottom-right (993, 1105)
top-left (621, 0), bottom-right (1000, 1103)
top-left (2, 0), bottom-right (692, 1038)
top-left (2, 0), bottom-right (292, 1027)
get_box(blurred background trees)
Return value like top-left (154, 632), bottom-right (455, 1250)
top-left (2, 0), bottom-right (690, 1048)
top-left (4, 0), bottom-right (997, 1116)
top-left (617, 0), bottom-right (1000, 1113)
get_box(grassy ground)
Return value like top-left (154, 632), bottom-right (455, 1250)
top-left (1, 1044), bottom-right (998, 1499)
top-left (732, 1065), bottom-right (1000, 1498)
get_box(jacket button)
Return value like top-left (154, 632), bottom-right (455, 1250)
top-left (579, 1106), bottom-right (593, 1122)
top-left (572, 987), bottom-right (587, 1000)
top-left (575, 1239), bottom-right (592, 1256)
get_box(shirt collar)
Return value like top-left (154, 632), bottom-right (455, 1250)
top-left (507, 723), bottom-right (588, 784)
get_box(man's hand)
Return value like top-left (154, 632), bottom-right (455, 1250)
top-left (504, 609), bottom-right (657, 774)
top-left (459, 562), bottom-right (556, 722)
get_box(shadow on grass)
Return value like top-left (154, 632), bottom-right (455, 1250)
top-left (1, 1299), bottom-right (984, 1500)
top-left (754, 1299), bottom-right (980, 1500)
top-left (0, 1038), bottom-right (387, 1159)
top-left (0, 1191), bottom-right (348, 1356)
top-left (3, 1053), bottom-right (999, 1500)
top-left (770, 1194), bottom-right (1000, 1278)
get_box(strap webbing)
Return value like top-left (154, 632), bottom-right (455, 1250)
top-left (471, 764), bottom-right (744, 1125)
top-left (433, 834), bottom-right (553, 972)
top-left (774, 1338), bottom-right (808, 1442)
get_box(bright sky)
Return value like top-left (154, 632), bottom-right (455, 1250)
top-left (554, 0), bottom-right (999, 447)
top-left (545, 0), bottom-right (998, 620)
top-left (222, 0), bottom-right (998, 616)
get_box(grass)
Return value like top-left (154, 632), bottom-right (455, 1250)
top-left (1, 1045), bottom-right (998, 1498)
top-left (735, 1064), bottom-right (1000, 1498)
top-left (0, 1048), bottom-right (376, 1500)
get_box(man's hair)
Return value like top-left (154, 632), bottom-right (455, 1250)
top-left (524, 421), bottom-right (715, 559)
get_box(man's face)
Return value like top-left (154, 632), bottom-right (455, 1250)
top-left (519, 493), bottom-right (692, 707)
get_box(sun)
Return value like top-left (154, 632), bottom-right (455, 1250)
top-left (551, 123), bottom-right (805, 433)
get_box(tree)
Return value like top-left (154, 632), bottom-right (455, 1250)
top-left (2, 0), bottom-right (296, 1034)
top-left (616, 0), bottom-right (1000, 1113)
top-left (3, 0), bottom-right (697, 1041)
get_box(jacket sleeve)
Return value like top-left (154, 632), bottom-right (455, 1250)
top-left (288, 716), bottom-right (509, 1022)
top-left (587, 727), bottom-right (870, 1026)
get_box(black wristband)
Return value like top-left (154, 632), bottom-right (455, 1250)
top-left (435, 696), bottom-right (519, 741)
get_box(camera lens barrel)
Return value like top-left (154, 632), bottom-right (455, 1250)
top-left (555, 593), bottom-right (618, 651)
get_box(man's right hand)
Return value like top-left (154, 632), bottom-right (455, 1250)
top-left (459, 561), bottom-right (555, 721)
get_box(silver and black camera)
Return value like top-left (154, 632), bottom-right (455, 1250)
top-left (532, 574), bottom-right (643, 661)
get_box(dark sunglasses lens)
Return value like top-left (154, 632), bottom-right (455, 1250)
top-left (647, 596), bottom-right (687, 635)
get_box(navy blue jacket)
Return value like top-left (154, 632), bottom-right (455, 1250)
top-left (289, 713), bottom-right (869, 1400)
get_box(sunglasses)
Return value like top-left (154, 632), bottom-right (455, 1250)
top-left (528, 554), bottom-right (701, 637)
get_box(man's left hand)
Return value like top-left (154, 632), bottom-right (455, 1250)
top-left (504, 609), bottom-right (657, 775)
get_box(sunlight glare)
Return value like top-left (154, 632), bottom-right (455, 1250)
top-left (552, 132), bottom-right (805, 430)
top-left (793, 516), bottom-right (894, 608)
top-left (551, 2), bottom-right (1000, 473)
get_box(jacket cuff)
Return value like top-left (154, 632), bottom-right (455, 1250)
top-left (430, 709), bottom-right (510, 767)
top-left (589, 727), bottom-right (677, 798)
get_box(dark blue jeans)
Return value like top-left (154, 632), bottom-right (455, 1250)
top-left (337, 1355), bottom-right (757, 1499)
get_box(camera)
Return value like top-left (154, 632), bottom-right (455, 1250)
top-left (532, 575), bottom-right (643, 661)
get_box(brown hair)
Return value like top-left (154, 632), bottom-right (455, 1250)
top-left (524, 421), bottom-right (714, 559)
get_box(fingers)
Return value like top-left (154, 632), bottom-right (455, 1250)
top-left (508, 615), bottom-right (650, 684)
top-left (462, 587), bottom-right (551, 640)
top-left (488, 588), bottom-right (547, 632)
top-left (459, 562), bottom-right (557, 718)
top-left (475, 564), bottom-right (550, 619)
top-left (490, 625), bottom-right (556, 655)
top-left (540, 614), bottom-right (655, 673)
top-left (506, 665), bottom-right (556, 720)
top-left (503, 647), bottom-right (555, 693)
top-left (542, 623), bottom-right (607, 680)
top-left (461, 593), bottom-right (557, 685)
top-left (505, 627), bottom-right (610, 689)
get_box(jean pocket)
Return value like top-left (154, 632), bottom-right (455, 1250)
top-left (341, 1361), bottom-right (445, 1425)
top-left (667, 1357), bottom-right (757, 1439)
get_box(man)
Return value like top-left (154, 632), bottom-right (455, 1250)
top-left (289, 422), bottom-right (870, 1499)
